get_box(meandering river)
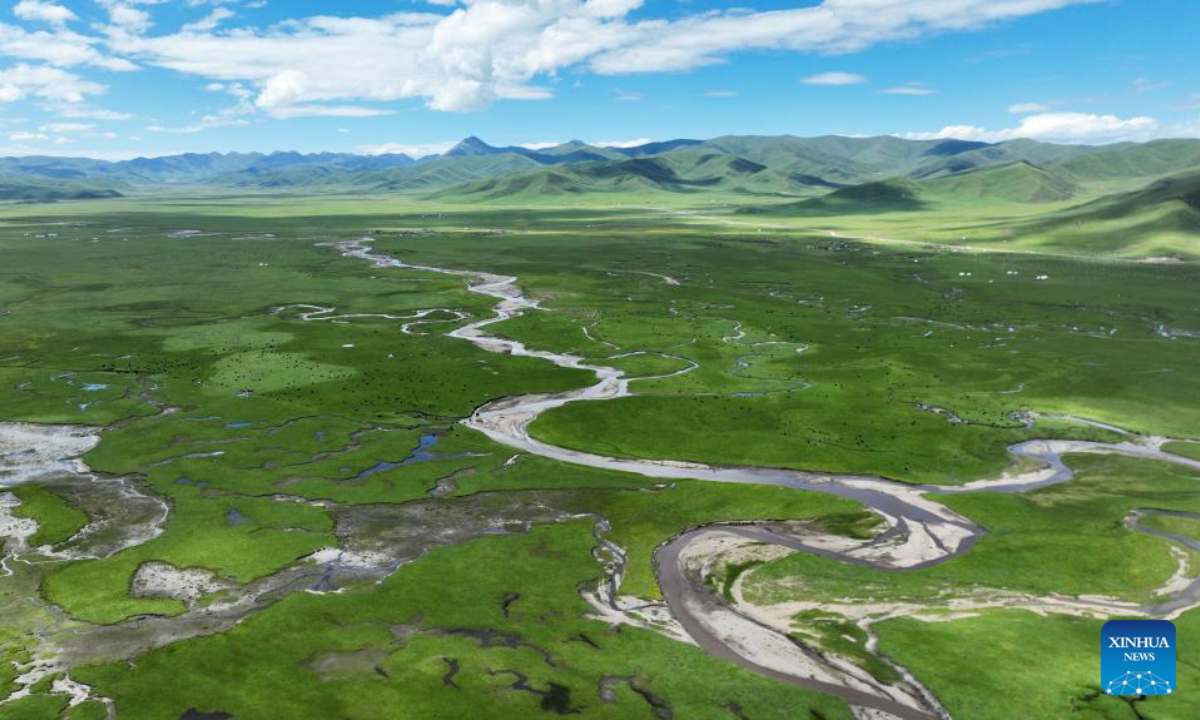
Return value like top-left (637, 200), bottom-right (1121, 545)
top-left (338, 237), bottom-right (1200, 720)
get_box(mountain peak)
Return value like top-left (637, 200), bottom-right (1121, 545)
top-left (446, 136), bottom-right (499, 157)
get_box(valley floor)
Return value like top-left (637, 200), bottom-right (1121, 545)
top-left (0, 197), bottom-right (1197, 720)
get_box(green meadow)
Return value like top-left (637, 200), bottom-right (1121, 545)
top-left (0, 189), bottom-right (1196, 719)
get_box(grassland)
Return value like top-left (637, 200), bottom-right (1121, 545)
top-left (8, 485), bottom-right (89, 548)
top-left (0, 190), bottom-right (1196, 719)
top-left (72, 523), bottom-right (854, 720)
top-left (874, 608), bottom-right (1200, 720)
top-left (742, 455), bottom-right (1200, 605)
top-left (1162, 441), bottom-right (1200, 462)
top-left (1140, 512), bottom-right (1200, 542)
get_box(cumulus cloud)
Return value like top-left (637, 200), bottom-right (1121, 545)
top-left (0, 21), bottom-right (137, 70)
top-left (903, 112), bottom-right (1160, 144)
top-left (255, 70), bottom-right (308, 109)
top-left (95, 0), bottom-right (166, 35)
top-left (0, 0), bottom-right (1110, 137)
top-left (13, 1), bottom-right (77, 26)
top-left (802, 72), bottom-right (866, 86)
top-left (0, 63), bottom-right (104, 103)
top-left (97, 0), bottom-right (1096, 114)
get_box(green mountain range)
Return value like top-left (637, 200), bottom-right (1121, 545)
top-left (3, 135), bottom-right (1199, 257)
top-left (5, 135), bottom-right (1200, 203)
top-left (422, 136), bottom-right (1200, 208)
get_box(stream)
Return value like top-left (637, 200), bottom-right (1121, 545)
top-left (338, 238), bottom-right (1200, 720)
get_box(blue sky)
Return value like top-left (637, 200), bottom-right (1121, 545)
top-left (0, 0), bottom-right (1197, 158)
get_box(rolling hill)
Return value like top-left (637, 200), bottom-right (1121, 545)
top-left (921, 161), bottom-right (1080, 203)
top-left (739, 161), bottom-right (1082, 216)
top-left (212, 153), bottom-right (543, 193)
top-left (429, 157), bottom-right (711, 201)
top-left (2, 133), bottom-right (1197, 258)
top-left (425, 135), bottom-right (1200, 204)
top-left (738, 178), bottom-right (927, 216)
top-left (1051, 139), bottom-right (1200, 184)
top-left (432, 147), bottom-right (844, 202)
top-left (0, 177), bottom-right (123, 202)
top-left (1013, 170), bottom-right (1200, 256)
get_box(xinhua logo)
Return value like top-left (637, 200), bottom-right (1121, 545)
top-left (1102, 620), bottom-right (1176, 696)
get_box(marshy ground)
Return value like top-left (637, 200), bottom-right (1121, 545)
top-left (0, 198), bottom-right (1197, 720)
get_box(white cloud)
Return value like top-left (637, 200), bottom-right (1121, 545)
top-left (904, 112), bottom-right (1160, 144)
top-left (802, 72), bottom-right (866, 86)
top-left (146, 86), bottom-right (256, 133)
top-left (702, 89), bottom-right (738, 98)
top-left (0, 64), bottom-right (104, 103)
top-left (0, 22), bottom-right (137, 70)
top-left (10, 130), bottom-right (49, 141)
top-left (255, 70), bottom-right (309, 109)
top-left (54, 105), bottom-right (133, 120)
top-left (883, 83), bottom-right (938, 96)
top-left (146, 118), bottom-right (249, 134)
top-left (1008, 102), bottom-right (1050, 114)
top-left (96, 0), bottom-right (1096, 114)
top-left (0, 0), bottom-right (1114, 137)
top-left (39, 122), bottom-right (95, 133)
top-left (594, 137), bottom-right (651, 148)
top-left (96, 0), bottom-right (165, 35)
top-left (266, 104), bottom-right (395, 119)
top-left (109, 6), bottom-right (151, 32)
top-left (358, 141), bottom-right (457, 157)
top-left (0, 141), bottom-right (179, 160)
top-left (13, 1), bottom-right (77, 26)
top-left (590, 1), bottom-right (1097, 74)
top-left (181, 7), bottom-right (233, 34)
top-left (519, 141), bottom-right (562, 149)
